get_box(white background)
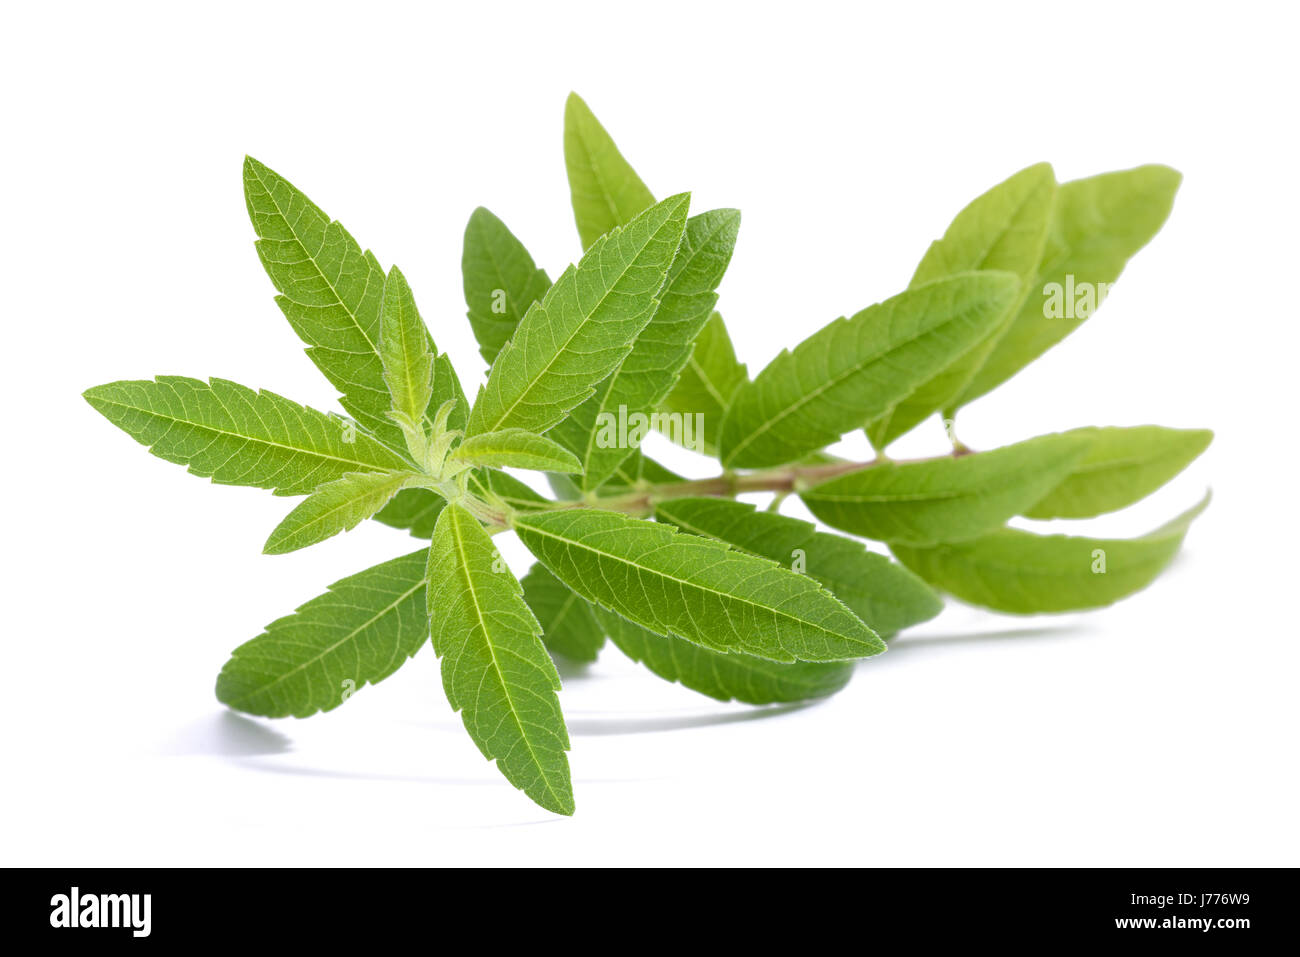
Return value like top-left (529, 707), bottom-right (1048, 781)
top-left (4, 1), bottom-right (1297, 866)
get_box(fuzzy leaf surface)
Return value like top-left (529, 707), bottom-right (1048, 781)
top-left (427, 504), bottom-right (573, 815)
top-left (801, 432), bottom-right (1090, 546)
top-left (215, 550), bottom-right (428, 718)
top-left (84, 377), bottom-right (409, 496)
top-left (448, 429), bottom-right (581, 474)
top-left (264, 471), bottom-right (411, 555)
top-left (513, 508), bottom-right (883, 663)
top-left (720, 272), bottom-right (1021, 468)
top-left (892, 494), bottom-right (1210, 613)
top-left (378, 266), bottom-right (435, 428)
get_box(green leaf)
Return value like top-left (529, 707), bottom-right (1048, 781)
top-left (719, 272), bottom-right (1021, 468)
top-left (215, 550), bottom-right (429, 718)
top-left (448, 429), bottom-right (582, 474)
top-left (594, 605), bottom-right (853, 706)
top-left (521, 564), bottom-right (607, 662)
top-left (373, 487), bottom-right (446, 538)
top-left (243, 157), bottom-right (399, 448)
top-left (800, 432), bottom-right (1090, 546)
top-left (466, 194), bottom-right (690, 438)
top-left (462, 207), bottom-right (551, 365)
top-left (378, 266), bottom-right (434, 429)
top-left (427, 503), bottom-right (573, 815)
top-left (660, 310), bottom-right (750, 454)
top-left (244, 158), bottom-right (469, 448)
top-left (891, 493), bottom-right (1210, 613)
top-left (513, 508), bottom-right (883, 663)
top-left (954, 165), bottom-right (1182, 409)
top-left (264, 470), bottom-right (412, 555)
top-left (83, 377), bottom-right (410, 496)
top-left (549, 209), bottom-right (741, 489)
top-left (654, 497), bottom-right (942, 636)
top-left (564, 92), bottom-right (656, 250)
top-left (867, 164), bottom-right (1057, 448)
top-left (1023, 426), bottom-right (1213, 519)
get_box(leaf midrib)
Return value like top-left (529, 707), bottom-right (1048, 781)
top-left (517, 516), bottom-right (875, 653)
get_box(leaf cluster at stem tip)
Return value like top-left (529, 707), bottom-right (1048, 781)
top-left (85, 92), bottom-right (1210, 815)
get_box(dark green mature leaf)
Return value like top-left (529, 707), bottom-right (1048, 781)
top-left (1023, 426), bottom-right (1213, 519)
top-left (462, 207), bottom-right (551, 364)
top-left (868, 163), bottom-right (1057, 448)
top-left (448, 429), bottom-right (582, 474)
top-left (954, 165), bottom-right (1182, 408)
top-left (549, 209), bottom-right (741, 489)
top-left (513, 508), bottom-right (883, 663)
top-left (84, 377), bottom-right (410, 496)
top-left (215, 550), bottom-right (428, 718)
top-left (654, 497), bottom-right (941, 636)
top-left (521, 564), bottom-right (607, 662)
top-left (801, 432), bottom-right (1090, 546)
top-left (720, 272), bottom-right (1021, 468)
top-left (264, 471), bottom-right (411, 555)
top-left (564, 92), bottom-right (656, 250)
top-left (467, 194), bottom-right (690, 437)
top-left (378, 266), bottom-right (434, 429)
top-left (427, 503), bottom-right (573, 815)
top-left (594, 606), bottom-right (854, 705)
top-left (892, 493), bottom-right (1210, 614)
top-left (661, 311), bottom-right (749, 454)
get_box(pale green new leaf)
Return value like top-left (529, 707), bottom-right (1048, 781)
top-left (594, 605), bottom-right (854, 706)
top-left (655, 497), bottom-right (942, 636)
top-left (661, 310), bottom-right (750, 454)
top-left (548, 208), bottom-right (741, 488)
top-left (462, 207), bottom-right (551, 364)
top-left (215, 550), bottom-right (429, 718)
top-left (427, 504), bottom-right (573, 815)
top-left (466, 194), bottom-right (690, 437)
top-left (448, 429), bottom-right (581, 474)
top-left (954, 165), bottom-right (1182, 408)
top-left (513, 509), bottom-right (883, 663)
top-left (891, 493), bottom-right (1210, 613)
top-left (378, 266), bottom-right (434, 428)
top-left (867, 163), bottom-right (1057, 448)
top-left (521, 564), bottom-right (607, 662)
top-left (374, 471), bottom-right (549, 540)
top-left (83, 377), bottom-right (409, 496)
top-left (800, 431), bottom-right (1090, 546)
top-left (1024, 426), bottom-right (1213, 519)
top-left (264, 470), bottom-right (412, 555)
top-left (564, 92), bottom-right (656, 250)
top-left (720, 272), bottom-right (1021, 467)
